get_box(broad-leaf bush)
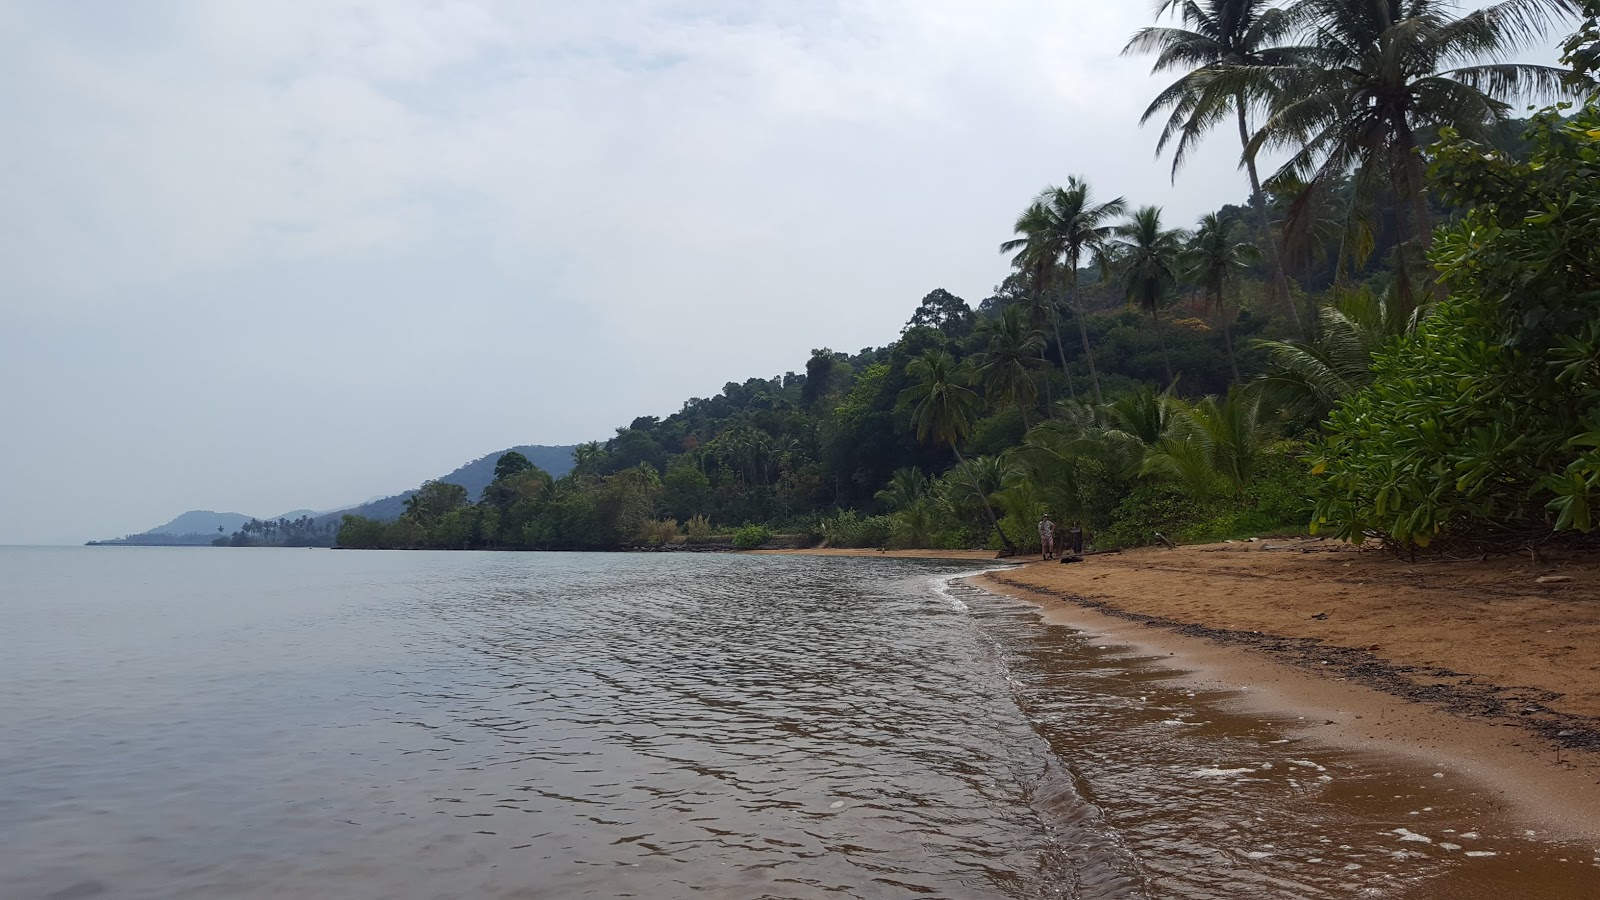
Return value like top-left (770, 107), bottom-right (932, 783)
top-left (1311, 100), bottom-right (1600, 548)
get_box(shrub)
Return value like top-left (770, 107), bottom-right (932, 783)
top-left (1098, 445), bottom-right (1314, 549)
top-left (684, 514), bottom-right (715, 539)
top-left (638, 518), bottom-right (681, 546)
top-left (732, 524), bottom-right (772, 550)
top-left (1312, 101), bottom-right (1600, 548)
top-left (818, 511), bottom-right (894, 548)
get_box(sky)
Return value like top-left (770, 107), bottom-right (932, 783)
top-left (0, 0), bottom-right (1567, 544)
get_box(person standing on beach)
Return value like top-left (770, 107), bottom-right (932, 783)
top-left (1038, 514), bottom-right (1056, 561)
top-left (1068, 521), bottom-right (1084, 557)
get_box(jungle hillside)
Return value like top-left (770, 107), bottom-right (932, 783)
top-left (339, 0), bottom-right (1600, 557)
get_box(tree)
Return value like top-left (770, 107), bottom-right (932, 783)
top-left (571, 441), bottom-right (607, 478)
top-left (1565, 0), bottom-right (1600, 88)
top-left (802, 348), bottom-right (841, 408)
top-left (493, 451), bottom-right (534, 482)
top-left (1185, 212), bottom-right (1262, 383)
top-left (1310, 97), bottom-right (1600, 547)
top-left (403, 480), bottom-right (470, 525)
top-left (1255, 0), bottom-right (1577, 292)
top-left (663, 457), bottom-right (712, 520)
top-left (1143, 388), bottom-right (1271, 500)
top-left (1125, 0), bottom-right (1308, 329)
top-left (337, 515), bottom-right (387, 549)
top-left (1254, 284), bottom-right (1426, 419)
top-left (898, 350), bottom-right (1017, 554)
top-left (875, 467), bottom-right (930, 512)
top-left (904, 289), bottom-right (976, 339)
top-left (971, 305), bottom-right (1045, 425)
top-left (1001, 178), bottom-right (1128, 403)
top-left (1113, 206), bottom-right (1187, 386)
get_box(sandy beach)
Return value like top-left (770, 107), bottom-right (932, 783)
top-left (761, 541), bottom-right (1600, 839)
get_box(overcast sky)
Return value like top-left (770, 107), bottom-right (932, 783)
top-left (0, 0), bottom-right (1566, 544)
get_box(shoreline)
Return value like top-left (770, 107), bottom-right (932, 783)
top-left (762, 543), bottom-right (1600, 840)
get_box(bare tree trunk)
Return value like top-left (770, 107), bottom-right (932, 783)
top-left (1237, 102), bottom-right (1303, 336)
top-left (1070, 269), bottom-right (1104, 403)
top-left (953, 444), bottom-right (1016, 555)
top-left (1052, 288), bottom-right (1078, 401)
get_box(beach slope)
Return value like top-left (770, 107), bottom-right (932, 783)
top-left (976, 539), bottom-right (1600, 836)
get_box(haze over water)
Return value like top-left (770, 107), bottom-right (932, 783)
top-left (2, 548), bottom-right (1594, 899)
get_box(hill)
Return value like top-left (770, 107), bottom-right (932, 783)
top-left (90, 445), bottom-right (579, 545)
top-left (312, 445), bottom-right (577, 527)
top-left (148, 510), bottom-right (257, 536)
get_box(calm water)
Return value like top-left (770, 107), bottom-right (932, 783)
top-left (2, 547), bottom-right (1596, 899)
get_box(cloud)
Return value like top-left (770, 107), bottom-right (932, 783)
top-left (0, 1), bottom-right (1179, 304)
top-left (2, 0), bottom-right (1560, 542)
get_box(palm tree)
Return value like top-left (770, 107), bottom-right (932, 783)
top-left (1254, 282), bottom-right (1428, 418)
top-left (1142, 387), bottom-right (1272, 499)
top-left (1113, 206), bottom-right (1188, 386)
top-left (875, 467), bottom-right (930, 512)
top-left (1255, 0), bottom-right (1577, 288)
top-left (972, 306), bottom-right (1046, 425)
top-left (898, 350), bottom-right (1018, 554)
top-left (1124, 0), bottom-right (1309, 331)
top-left (1004, 201), bottom-right (1076, 398)
top-left (572, 441), bottom-right (606, 478)
top-left (1105, 384), bottom-right (1179, 449)
top-left (1018, 286), bottom-right (1073, 402)
top-left (1001, 178), bottom-right (1128, 404)
top-left (1186, 212), bottom-right (1262, 383)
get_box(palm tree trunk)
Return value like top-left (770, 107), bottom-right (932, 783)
top-left (1402, 144), bottom-right (1441, 303)
top-left (1237, 101), bottom-right (1303, 336)
top-left (1038, 348), bottom-right (1056, 411)
top-left (952, 444), bottom-right (1016, 555)
top-left (1221, 293), bottom-right (1241, 385)
top-left (1048, 295), bottom-right (1075, 404)
top-left (1070, 269), bottom-right (1104, 403)
top-left (1152, 309), bottom-right (1174, 386)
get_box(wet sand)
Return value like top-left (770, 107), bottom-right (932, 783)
top-left (761, 542), bottom-right (1600, 841)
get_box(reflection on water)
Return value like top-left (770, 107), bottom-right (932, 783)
top-left (0, 548), bottom-right (1594, 899)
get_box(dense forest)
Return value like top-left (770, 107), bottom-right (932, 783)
top-left (341, 0), bottom-right (1600, 557)
top-left (216, 516), bottom-right (338, 547)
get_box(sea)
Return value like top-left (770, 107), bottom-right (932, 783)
top-left (2, 546), bottom-right (1596, 899)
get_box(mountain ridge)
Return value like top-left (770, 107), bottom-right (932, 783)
top-left (90, 444), bottom-right (579, 545)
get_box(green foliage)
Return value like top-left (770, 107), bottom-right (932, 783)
top-left (818, 510), bottom-right (895, 548)
top-left (904, 289), bottom-right (976, 339)
top-left (732, 524), bottom-right (773, 550)
top-left (493, 451), bottom-right (534, 482)
top-left (1312, 100), bottom-right (1600, 547)
top-left (1566, 1), bottom-right (1600, 91)
top-left (1001, 176), bottom-right (1129, 402)
top-left (1102, 444), bottom-right (1314, 548)
top-left (1254, 0), bottom-right (1575, 278)
top-left (336, 515), bottom-right (387, 549)
top-left (1143, 387), bottom-right (1269, 499)
top-left (1255, 283), bottom-right (1426, 421)
top-left (971, 305), bottom-right (1044, 417)
top-left (315, 0), bottom-right (1587, 559)
top-left (404, 480), bottom-right (470, 524)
